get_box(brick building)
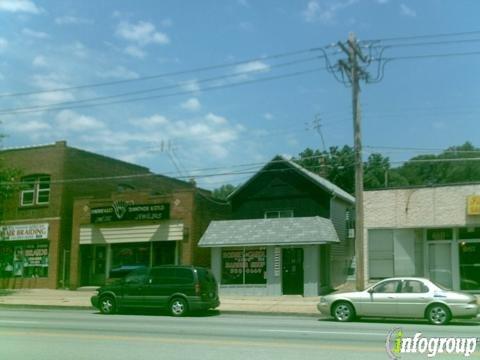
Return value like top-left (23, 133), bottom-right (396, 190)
top-left (0, 141), bottom-right (229, 289)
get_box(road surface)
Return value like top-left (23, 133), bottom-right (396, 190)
top-left (0, 308), bottom-right (478, 359)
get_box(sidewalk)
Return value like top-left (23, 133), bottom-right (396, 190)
top-left (0, 289), bottom-right (321, 316)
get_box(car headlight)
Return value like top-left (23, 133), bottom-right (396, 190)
top-left (320, 297), bottom-right (328, 304)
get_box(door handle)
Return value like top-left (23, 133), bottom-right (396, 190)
top-left (388, 296), bottom-right (395, 299)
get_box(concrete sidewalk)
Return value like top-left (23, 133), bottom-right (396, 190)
top-left (0, 288), bottom-right (321, 316)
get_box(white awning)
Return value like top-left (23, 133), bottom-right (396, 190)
top-left (80, 220), bottom-right (184, 244)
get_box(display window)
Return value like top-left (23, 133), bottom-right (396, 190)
top-left (221, 247), bottom-right (266, 285)
top-left (0, 242), bottom-right (49, 278)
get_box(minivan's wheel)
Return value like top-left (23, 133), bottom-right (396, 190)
top-left (169, 297), bottom-right (188, 317)
top-left (427, 304), bottom-right (451, 325)
top-left (332, 301), bottom-right (355, 322)
top-left (99, 295), bottom-right (116, 315)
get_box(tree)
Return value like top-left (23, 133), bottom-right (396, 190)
top-left (212, 184), bottom-right (237, 200)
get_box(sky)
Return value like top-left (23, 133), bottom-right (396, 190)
top-left (0, 0), bottom-right (480, 189)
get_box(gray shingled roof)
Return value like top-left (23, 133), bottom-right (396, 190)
top-left (198, 216), bottom-right (340, 247)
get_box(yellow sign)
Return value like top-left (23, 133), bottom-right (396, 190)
top-left (467, 195), bottom-right (480, 215)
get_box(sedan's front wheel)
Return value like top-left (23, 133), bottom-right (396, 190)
top-left (99, 295), bottom-right (116, 315)
top-left (332, 301), bottom-right (355, 322)
top-left (427, 304), bottom-right (451, 325)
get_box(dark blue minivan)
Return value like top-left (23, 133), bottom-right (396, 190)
top-left (91, 265), bottom-right (220, 316)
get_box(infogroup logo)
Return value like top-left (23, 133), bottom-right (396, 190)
top-left (385, 328), bottom-right (478, 358)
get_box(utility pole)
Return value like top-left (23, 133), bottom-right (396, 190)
top-left (337, 33), bottom-right (366, 290)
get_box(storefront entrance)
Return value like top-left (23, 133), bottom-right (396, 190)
top-left (80, 245), bottom-right (106, 286)
top-left (459, 241), bottom-right (480, 291)
top-left (282, 248), bottom-right (304, 295)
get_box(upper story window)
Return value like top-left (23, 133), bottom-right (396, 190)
top-left (20, 175), bottom-right (50, 206)
top-left (264, 210), bottom-right (294, 219)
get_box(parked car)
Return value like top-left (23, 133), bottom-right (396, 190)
top-left (91, 265), bottom-right (220, 316)
top-left (317, 277), bottom-right (479, 325)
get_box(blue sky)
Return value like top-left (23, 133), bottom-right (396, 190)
top-left (0, 0), bottom-right (479, 189)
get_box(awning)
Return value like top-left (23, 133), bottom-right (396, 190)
top-left (198, 216), bottom-right (339, 247)
top-left (80, 220), bottom-right (183, 244)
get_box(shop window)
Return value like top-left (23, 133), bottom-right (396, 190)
top-left (221, 247), bottom-right (266, 285)
top-left (0, 243), bottom-right (49, 278)
top-left (153, 241), bottom-right (176, 266)
top-left (459, 227), bottom-right (480, 240)
top-left (264, 210), bottom-right (293, 219)
top-left (20, 175), bottom-right (50, 206)
top-left (459, 242), bottom-right (480, 291)
top-left (368, 229), bottom-right (422, 279)
top-left (111, 243), bottom-right (150, 269)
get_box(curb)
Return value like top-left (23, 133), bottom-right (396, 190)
top-left (0, 303), bottom-right (320, 317)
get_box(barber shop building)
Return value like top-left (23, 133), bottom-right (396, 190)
top-left (199, 155), bottom-right (355, 296)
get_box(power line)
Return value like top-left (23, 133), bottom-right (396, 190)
top-left (0, 47), bottom-right (325, 99)
top-left (368, 38), bottom-right (480, 49)
top-left (361, 30), bottom-right (480, 44)
top-left (0, 67), bottom-right (326, 115)
top-left (0, 56), bottom-right (320, 115)
top-left (386, 50), bottom-right (480, 62)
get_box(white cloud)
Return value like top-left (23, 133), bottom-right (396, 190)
top-left (264, 112), bottom-right (274, 120)
top-left (124, 45), bottom-right (146, 59)
top-left (303, 0), bottom-right (358, 23)
top-left (32, 55), bottom-right (47, 67)
top-left (71, 41), bottom-right (88, 58)
top-left (376, 0), bottom-right (389, 3)
top-left (22, 28), bottom-right (49, 39)
top-left (235, 61), bottom-right (270, 74)
top-left (116, 21), bottom-right (170, 45)
top-left (130, 114), bottom-right (169, 129)
top-left (32, 73), bottom-right (75, 104)
top-left (181, 98), bottom-right (201, 111)
top-left (125, 112), bottom-right (243, 160)
top-left (0, 0), bottom-right (40, 13)
top-left (55, 110), bottom-right (106, 132)
top-left (181, 79), bottom-right (201, 93)
top-left (0, 37), bottom-right (7, 51)
top-left (55, 16), bottom-right (93, 25)
top-left (400, 3), bottom-right (416, 17)
top-left (9, 120), bottom-right (51, 133)
top-left (98, 65), bottom-right (139, 80)
top-left (205, 113), bottom-right (227, 125)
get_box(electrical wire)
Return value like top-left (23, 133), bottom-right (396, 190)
top-left (0, 56), bottom-right (321, 114)
top-left (360, 30), bottom-right (480, 44)
top-left (0, 67), bottom-right (326, 115)
top-left (0, 47), bottom-right (325, 99)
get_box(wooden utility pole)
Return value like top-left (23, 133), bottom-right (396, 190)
top-left (338, 33), bottom-right (366, 290)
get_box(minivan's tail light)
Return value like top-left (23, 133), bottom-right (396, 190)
top-left (195, 283), bottom-right (201, 296)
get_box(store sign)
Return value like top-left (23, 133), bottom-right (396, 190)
top-left (91, 202), bottom-right (170, 224)
top-left (0, 224), bottom-right (49, 241)
top-left (467, 195), bottom-right (480, 215)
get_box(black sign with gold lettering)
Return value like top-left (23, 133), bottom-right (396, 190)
top-left (91, 202), bottom-right (170, 224)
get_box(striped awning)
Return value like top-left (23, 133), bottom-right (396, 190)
top-left (79, 220), bottom-right (183, 244)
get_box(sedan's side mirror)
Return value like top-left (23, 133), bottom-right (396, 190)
top-left (367, 288), bottom-right (374, 294)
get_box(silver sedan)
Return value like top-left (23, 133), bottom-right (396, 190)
top-left (317, 277), bottom-right (479, 325)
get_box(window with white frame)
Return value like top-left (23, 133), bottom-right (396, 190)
top-left (20, 175), bottom-right (51, 206)
top-left (264, 209), bottom-right (294, 219)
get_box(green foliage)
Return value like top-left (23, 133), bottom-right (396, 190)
top-left (295, 142), bottom-right (480, 193)
top-left (212, 184), bottom-right (237, 200)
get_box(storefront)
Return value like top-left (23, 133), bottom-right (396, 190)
top-left (73, 201), bottom-right (183, 286)
top-left (199, 216), bottom-right (339, 296)
top-left (364, 184), bottom-right (480, 292)
top-left (0, 223), bottom-right (50, 286)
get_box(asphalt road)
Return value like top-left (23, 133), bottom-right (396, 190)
top-left (0, 308), bottom-right (479, 360)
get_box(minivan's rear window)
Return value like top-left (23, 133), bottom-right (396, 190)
top-left (197, 268), bottom-right (216, 284)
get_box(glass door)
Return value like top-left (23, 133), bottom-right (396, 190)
top-left (428, 242), bottom-right (453, 289)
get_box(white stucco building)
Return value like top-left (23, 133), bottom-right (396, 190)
top-left (364, 184), bottom-right (480, 292)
